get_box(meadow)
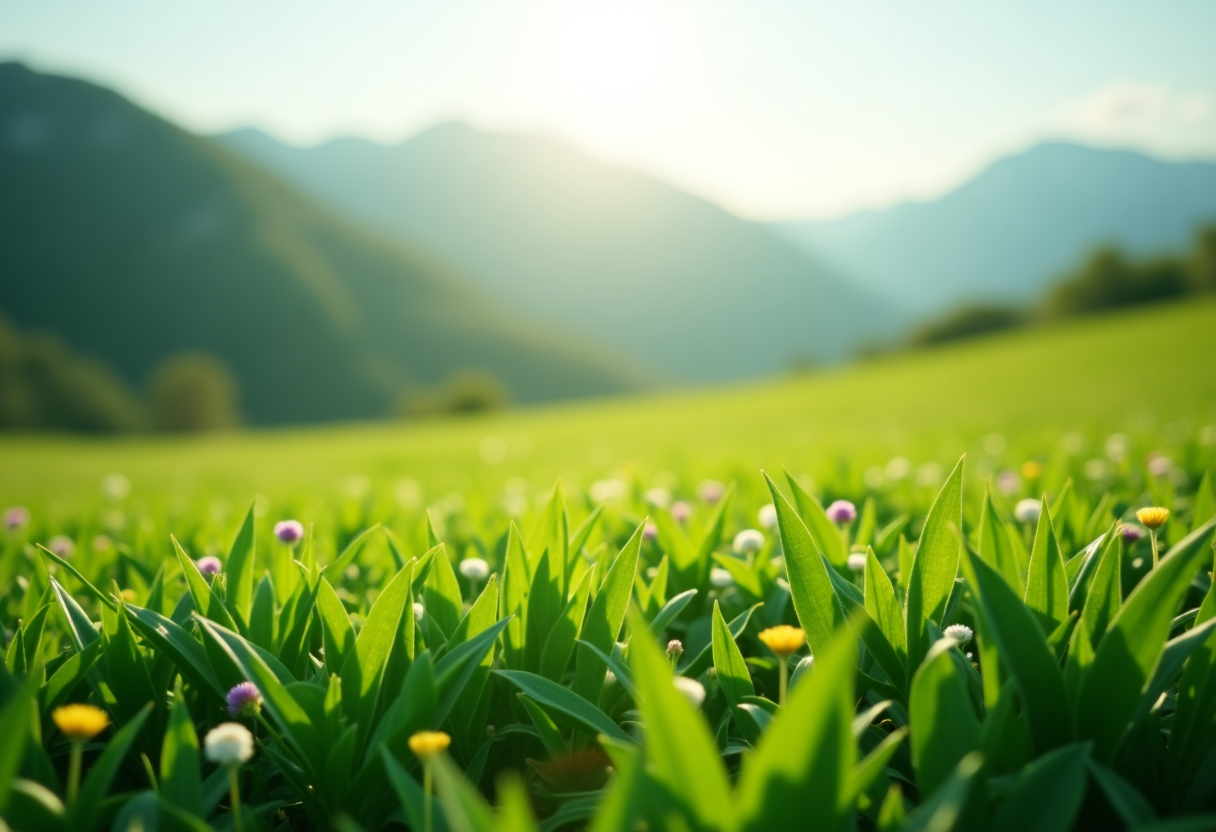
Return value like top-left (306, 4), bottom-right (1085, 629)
top-left (2, 297), bottom-right (1216, 832)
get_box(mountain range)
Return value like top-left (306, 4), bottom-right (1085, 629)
top-left (0, 63), bottom-right (645, 425)
top-left (219, 124), bottom-right (898, 382)
top-left (772, 142), bottom-right (1216, 316)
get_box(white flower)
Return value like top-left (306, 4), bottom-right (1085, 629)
top-left (944, 624), bottom-right (973, 646)
top-left (1014, 499), bottom-right (1041, 524)
top-left (847, 553), bottom-right (867, 573)
top-left (1148, 456), bottom-right (1172, 477)
top-left (589, 479), bottom-right (628, 503)
top-left (673, 676), bottom-right (706, 708)
top-left (710, 567), bottom-right (734, 588)
top-left (101, 473), bottom-right (130, 501)
top-left (204, 722), bottom-right (254, 765)
top-left (459, 557), bottom-right (490, 581)
top-left (733, 529), bottom-right (764, 553)
top-left (758, 503), bottom-right (778, 529)
top-left (644, 488), bottom-right (672, 508)
top-left (413, 602), bottom-right (425, 622)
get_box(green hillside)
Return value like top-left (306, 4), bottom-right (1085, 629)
top-left (0, 64), bottom-right (646, 425)
top-left (220, 124), bottom-right (900, 381)
top-left (3, 297), bottom-right (1212, 504)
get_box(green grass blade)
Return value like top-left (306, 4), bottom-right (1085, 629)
top-left (171, 535), bottom-right (238, 631)
top-left (160, 678), bottom-right (203, 816)
top-left (71, 703), bottom-right (152, 832)
top-left (123, 604), bottom-right (225, 701)
top-left (902, 752), bottom-right (983, 832)
top-left (991, 742), bottom-right (1091, 832)
top-left (904, 456), bottom-right (965, 674)
top-left (424, 545), bottom-right (462, 640)
top-left (1024, 497), bottom-right (1068, 634)
top-left (711, 599), bottom-right (754, 708)
top-left (573, 522), bottom-right (643, 704)
top-left (909, 638), bottom-right (981, 797)
top-left (316, 577), bottom-right (356, 676)
top-left (540, 568), bottom-right (592, 682)
top-left (864, 547), bottom-right (907, 666)
top-left (1079, 525), bottom-right (1122, 645)
top-left (495, 669), bottom-right (629, 743)
top-left (784, 469), bottom-right (847, 568)
top-left (501, 523), bottom-right (531, 671)
top-left (224, 501), bottom-right (256, 626)
top-left (0, 676), bottom-right (35, 815)
top-left (978, 490), bottom-right (1022, 593)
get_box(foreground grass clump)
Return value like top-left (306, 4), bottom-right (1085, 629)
top-left (2, 430), bottom-right (1216, 832)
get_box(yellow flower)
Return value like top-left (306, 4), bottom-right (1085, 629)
top-left (120, 589), bottom-right (137, 603)
top-left (53, 704), bottom-right (109, 741)
top-left (408, 730), bottom-right (451, 759)
top-left (1136, 507), bottom-right (1169, 530)
top-left (758, 625), bottom-right (805, 657)
top-left (1021, 460), bottom-right (1043, 480)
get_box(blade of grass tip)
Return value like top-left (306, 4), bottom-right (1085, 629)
top-left (223, 502), bottom-right (256, 627)
top-left (574, 522), bottom-right (643, 705)
top-left (904, 456), bottom-right (965, 675)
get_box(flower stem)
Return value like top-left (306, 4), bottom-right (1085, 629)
top-left (67, 740), bottom-right (83, 804)
top-left (1149, 529), bottom-right (1160, 569)
top-left (423, 762), bottom-right (434, 832)
top-left (778, 657), bottom-right (789, 708)
top-left (229, 764), bottom-right (243, 832)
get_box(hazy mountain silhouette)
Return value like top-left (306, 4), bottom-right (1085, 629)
top-left (0, 63), bottom-right (648, 425)
top-left (220, 124), bottom-right (899, 381)
top-left (772, 143), bottom-right (1216, 316)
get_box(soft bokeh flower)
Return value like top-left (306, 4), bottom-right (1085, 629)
top-left (1021, 460), bottom-right (1043, 480)
top-left (204, 723), bottom-right (255, 765)
top-left (758, 503), bottom-right (778, 529)
top-left (671, 500), bottom-right (692, 523)
top-left (642, 522), bottom-right (658, 542)
top-left (697, 480), bottom-right (726, 504)
top-left (666, 639), bottom-right (684, 662)
top-left (710, 567), bottom-right (735, 588)
top-left (589, 479), bottom-right (628, 503)
top-left (53, 704), bottom-right (108, 741)
top-left (120, 588), bottom-right (137, 603)
top-left (408, 730), bottom-right (451, 759)
top-left (226, 682), bottom-right (262, 717)
top-left (1014, 499), bottom-right (1042, 524)
top-left (274, 520), bottom-right (305, 544)
top-left (1136, 507), bottom-right (1169, 530)
top-left (1147, 455), bottom-right (1172, 477)
top-left (885, 457), bottom-right (912, 480)
top-left (944, 624), bottom-right (973, 645)
top-left (1120, 523), bottom-right (1145, 542)
top-left (197, 556), bottom-right (223, 577)
top-left (759, 625), bottom-right (805, 657)
top-left (995, 470), bottom-right (1020, 496)
top-left (101, 473), bottom-right (130, 501)
top-left (847, 552), bottom-right (867, 573)
top-left (733, 529), bottom-right (764, 553)
top-left (92, 534), bottom-right (113, 552)
top-left (673, 676), bottom-right (706, 708)
top-left (413, 602), bottom-right (425, 622)
top-left (458, 557), bottom-right (490, 581)
top-left (48, 535), bottom-right (75, 558)
top-left (644, 487), bottom-right (672, 508)
top-left (826, 500), bottom-right (857, 524)
top-left (4, 506), bottom-right (30, 531)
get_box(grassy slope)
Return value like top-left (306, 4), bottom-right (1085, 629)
top-left (3, 298), bottom-right (1214, 504)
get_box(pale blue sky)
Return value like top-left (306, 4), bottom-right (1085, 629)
top-left (2, 0), bottom-right (1213, 219)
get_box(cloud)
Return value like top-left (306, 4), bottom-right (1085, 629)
top-left (1060, 83), bottom-right (1216, 154)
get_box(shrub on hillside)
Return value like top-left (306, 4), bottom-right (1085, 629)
top-left (149, 352), bottom-right (241, 432)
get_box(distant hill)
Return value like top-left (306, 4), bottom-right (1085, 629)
top-left (220, 124), bottom-right (899, 382)
top-left (771, 143), bottom-right (1216, 316)
top-left (0, 63), bottom-right (647, 425)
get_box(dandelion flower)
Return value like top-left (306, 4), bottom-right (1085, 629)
top-left (826, 500), bottom-right (857, 524)
top-left (53, 704), bottom-right (109, 741)
top-left (673, 676), bottom-right (706, 708)
top-left (758, 503), bottom-right (778, 529)
top-left (204, 722), bottom-right (255, 765)
top-left (458, 557), bottom-right (489, 581)
top-left (226, 682), bottom-right (262, 717)
top-left (733, 529), bottom-right (764, 553)
top-left (408, 730), bottom-right (451, 759)
top-left (273, 520), bottom-right (305, 544)
top-left (710, 567), bottom-right (734, 588)
top-left (48, 535), bottom-right (76, 558)
top-left (1014, 499), bottom-right (1041, 524)
top-left (944, 624), bottom-right (973, 645)
top-left (1136, 507), bottom-right (1169, 530)
top-left (847, 552), bottom-right (867, 573)
top-left (197, 556), bottom-right (222, 577)
top-left (4, 506), bottom-right (30, 531)
top-left (759, 625), bottom-right (805, 657)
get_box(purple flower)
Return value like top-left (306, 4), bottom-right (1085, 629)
top-left (643, 522), bottom-right (658, 542)
top-left (995, 470), bottom-right (1020, 496)
top-left (226, 682), bottom-right (263, 717)
top-left (671, 500), bottom-right (692, 523)
top-left (697, 480), bottom-right (726, 505)
top-left (197, 556), bottom-right (223, 577)
top-left (1120, 524), bottom-right (1144, 542)
top-left (826, 500), bottom-right (857, 524)
top-left (4, 506), bottom-right (30, 531)
top-left (47, 535), bottom-right (75, 557)
top-left (274, 520), bottom-right (305, 544)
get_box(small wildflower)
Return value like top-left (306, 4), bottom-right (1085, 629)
top-left (53, 704), bottom-right (109, 741)
top-left (605, 669), bottom-right (617, 685)
top-left (204, 722), bottom-right (255, 765)
top-left (644, 487), bottom-right (672, 508)
top-left (671, 500), bottom-right (692, 522)
top-left (589, 478), bottom-right (628, 503)
top-left (1147, 456), bottom-right (1172, 477)
top-left (758, 503), bottom-right (778, 529)
top-left (759, 625), bottom-right (805, 657)
top-left (486, 724), bottom-right (496, 736)
top-left (4, 506), bottom-right (30, 531)
top-left (995, 470), bottom-right (1019, 496)
top-left (643, 522), bottom-right (658, 542)
top-left (408, 730), bottom-right (451, 759)
top-left (666, 639), bottom-right (684, 662)
top-left (698, 480), bottom-right (726, 504)
top-left (847, 552), bottom-right (867, 573)
top-left (226, 682), bottom-right (263, 717)
top-left (120, 588), bottom-right (137, 603)
top-left (1136, 507), bottom-right (1169, 530)
top-left (1014, 499), bottom-right (1041, 524)
top-left (672, 676), bottom-right (706, 708)
top-left (1120, 523), bottom-right (1144, 542)
top-left (733, 529), bottom-right (764, 553)
top-left (48, 535), bottom-right (75, 558)
top-left (944, 624), bottom-right (973, 645)
top-left (273, 520), bottom-right (305, 544)
top-left (1132, 557), bottom-right (1145, 569)
top-left (92, 534), bottom-right (113, 551)
top-left (826, 500), bottom-right (857, 524)
top-left (197, 556), bottom-right (223, 577)
top-left (710, 567), bottom-right (734, 588)
top-left (413, 602), bottom-right (425, 622)
top-left (1021, 460), bottom-right (1043, 479)
top-left (458, 557), bottom-right (489, 581)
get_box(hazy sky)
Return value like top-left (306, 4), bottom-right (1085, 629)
top-left (2, 0), bottom-right (1214, 219)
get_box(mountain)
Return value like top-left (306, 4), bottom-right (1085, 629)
top-left (0, 63), bottom-right (647, 425)
top-left (219, 124), bottom-right (899, 382)
top-left (771, 142), bottom-right (1216, 316)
